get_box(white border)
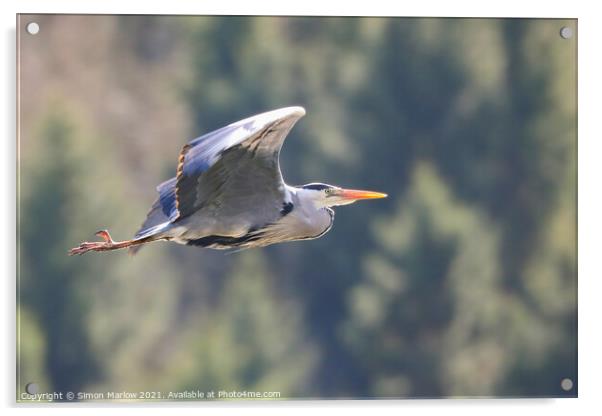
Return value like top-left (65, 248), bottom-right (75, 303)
top-left (3, 1), bottom-right (601, 415)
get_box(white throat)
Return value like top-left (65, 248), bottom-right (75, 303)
top-left (286, 185), bottom-right (329, 209)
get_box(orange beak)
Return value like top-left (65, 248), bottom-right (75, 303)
top-left (337, 188), bottom-right (388, 201)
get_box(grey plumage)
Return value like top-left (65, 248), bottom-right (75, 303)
top-left (69, 106), bottom-right (386, 256)
top-left (132, 106), bottom-right (324, 251)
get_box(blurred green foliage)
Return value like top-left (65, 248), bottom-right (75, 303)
top-left (17, 15), bottom-right (576, 399)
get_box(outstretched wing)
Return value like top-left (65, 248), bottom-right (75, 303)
top-left (134, 106), bottom-right (306, 239)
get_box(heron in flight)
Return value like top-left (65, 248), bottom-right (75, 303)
top-left (69, 107), bottom-right (386, 255)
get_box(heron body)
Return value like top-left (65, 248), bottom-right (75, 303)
top-left (69, 107), bottom-right (386, 255)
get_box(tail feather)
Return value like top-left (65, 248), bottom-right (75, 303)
top-left (128, 244), bottom-right (145, 256)
top-left (130, 177), bottom-right (178, 254)
top-left (128, 222), bottom-right (170, 255)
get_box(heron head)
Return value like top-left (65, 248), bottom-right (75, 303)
top-left (300, 183), bottom-right (387, 208)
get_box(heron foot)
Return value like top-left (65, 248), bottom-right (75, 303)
top-left (68, 230), bottom-right (126, 255)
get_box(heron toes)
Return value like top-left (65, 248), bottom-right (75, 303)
top-left (68, 229), bottom-right (117, 255)
top-left (68, 241), bottom-right (110, 256)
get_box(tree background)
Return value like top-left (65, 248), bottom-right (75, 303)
top-left (17, 15), bottom-right (577, 399)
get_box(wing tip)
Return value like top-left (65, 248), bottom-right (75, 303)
top-left (234, 106), bottom-right (306, 128)
top-left (279, 106), bottom-right (306, 119)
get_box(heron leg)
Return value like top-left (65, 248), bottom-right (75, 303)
top-left (68, 230), bottom-right (148, 256)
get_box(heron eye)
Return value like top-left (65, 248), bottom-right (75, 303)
top-left (325, 189), bottom-right (334, 196)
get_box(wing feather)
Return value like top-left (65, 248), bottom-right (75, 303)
top-left (174, 106), bottom-right (305, 220)
top-left (133, 106), bottom-right (306, 240)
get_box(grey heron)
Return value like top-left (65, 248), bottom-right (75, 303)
top-left (69, 106), bottom-right (387, 255)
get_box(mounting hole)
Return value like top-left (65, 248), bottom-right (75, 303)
top-left (559, 26), bottom-right (573, 39)
top-left (25, 382), bottom-right (39, 394)
top-left (561, 378), bottom-right (573, 391)
top-left (26, 22), bottom-right (40, 35)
